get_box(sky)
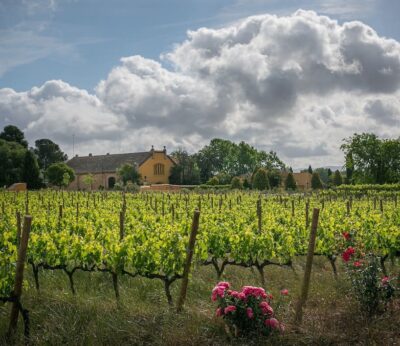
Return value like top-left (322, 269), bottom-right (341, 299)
top-left (0, 0), bottom-right (400, 169)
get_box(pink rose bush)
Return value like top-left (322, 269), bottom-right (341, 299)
top-left (211, 282), bottom-right (287, 336)
top-left (340, 231), bottom-right (397, 315)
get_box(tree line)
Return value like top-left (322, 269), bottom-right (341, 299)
top-left (0, 125), bottom-right (73, 188)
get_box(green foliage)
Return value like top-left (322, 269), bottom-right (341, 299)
top-left (284, 173), bottom-right (297, 190)
top-left (252, 168), bottom-right (270, 190)
top-left (22, 150), bottom-right (42, 189)
top-left (117, 163), bottom-right (141, 185)
top-left (207, 176), bottom-right (219, 186)
top-left (311, 172), bottom-right (323, 189)
top-left (243, 178), bottom-right (251, 189)
top-left (82, 174), bottom-right (95, 190)
top-left (195, 138), bottom-right (285, 183)
top-left (34, 138), bottom-right (67, 171)
top-left (46, 163), bottom-right (75, 187)
top-left (0, 125), bottom-right (28, 148)
top-left (333, 170), bottom-right (343, 186)
top-left (0, 139), bottom-right (26, 187)
top-left (231, 176), bottom-right (243, 189)
top-left (341, 133), bottom-right (400, 184)
top-left (169, 149), bottom-right (200, 185)
top-left (308, 165), bottom-right (313, 174)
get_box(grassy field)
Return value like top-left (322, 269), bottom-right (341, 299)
top-left (1, 256), bottom-right (399, 345)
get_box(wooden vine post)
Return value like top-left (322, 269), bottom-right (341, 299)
top-left (294, 208), bottom-right (320, 325)
top-left (8, 215), bottom-right (32, 337)
top-left (176, 209), bottom-right (200, 313)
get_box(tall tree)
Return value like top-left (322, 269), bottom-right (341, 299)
top-left (0, 125), bottom-right (28, 148)
top-left (22, 150), bottom-right (42, 189)
top-left (34, 139), bottom-right (67, 171)
top-left (0, 139), bottom-right (26, 187)
top-left (333, 170), bottom-right (343, 186)
top-left (311, 172), bottom-right (323, 189)
top-left (341, 133), bottom-right (400, 184)
top-left (285, 172), bottom-right (297, 190)
top-left (307, 165), bottom-right (313, 174)
top-left (169, 149), bottom-right (200, 185)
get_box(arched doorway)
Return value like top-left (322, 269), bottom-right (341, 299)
top-left (108, 176), bottom-right (116, 189)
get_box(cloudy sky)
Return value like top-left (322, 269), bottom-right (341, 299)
top-left (0, 0), bottom-right (399, 168)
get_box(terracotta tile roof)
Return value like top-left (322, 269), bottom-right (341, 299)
top-left (66, 152), bottom-right (151, 174)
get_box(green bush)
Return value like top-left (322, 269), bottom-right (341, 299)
top-left (231, 176), bottom-right (243, 189)
top-left (252, 168), bottom-right (270, 191)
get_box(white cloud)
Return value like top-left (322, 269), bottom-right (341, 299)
top-left (1, 10), bottom-right (400, 167)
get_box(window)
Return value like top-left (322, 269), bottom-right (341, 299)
top-left (154, 163), bottom-right (165, 175)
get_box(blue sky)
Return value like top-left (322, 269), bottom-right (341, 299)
top-left (0, 0), bottom-right (399, 167)
top-left (2, 0), bottom-right (400, 91)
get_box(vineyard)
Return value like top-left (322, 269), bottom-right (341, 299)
top-left (1, 190), bottom-right (400, 344)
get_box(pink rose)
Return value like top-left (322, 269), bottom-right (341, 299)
top-left (215, 308), bottom-right (223, 317)
top-left (211, 285), bottom-right (226, 301)
top-left (238, 292), bottom-right (246, 300)
top-left (224, 305), bottom-right (237, 314)
top-left (353, 261), bottom-right (362, 267)
top-left (217, 281), bottom-right (230, 289)
top-left (246, 307), bottom-right (254, 319)
top-left (265, 318), bottom-right (279, 329)
top-left (280, 289), bottom-right (289, 296)
top-left (259, 301), bottom-right (274, 315)
top-left (381, 276), bottom-right (389, 285)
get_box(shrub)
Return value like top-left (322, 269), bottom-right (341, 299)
top-left (207, 177), bottom-right (220, 185)
top-left (212, 282), bottom-right (287, 337)
top-left (340, 232), bottom-right (396, 315)
top-left (252, 169), bottom-right (270, 191)
top-left (231, 177), bottom-right (243, 189)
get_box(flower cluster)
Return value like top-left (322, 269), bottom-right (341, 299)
top-left (340, 231), bottom-right (397, 315)
top-left (211, 282), bottom-right (288, 336)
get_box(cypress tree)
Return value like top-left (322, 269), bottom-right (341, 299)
top-left (285, 172), bottom-right (297, 190)
top-left (308, 165), bottom-right (313, 174)
top-left (333, 170), bottom-right (343, 186)
top-left (311, 172), bottom-right (323, 189)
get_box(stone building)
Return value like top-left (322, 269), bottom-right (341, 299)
top-left (66, 146), bottom-right (176, 190)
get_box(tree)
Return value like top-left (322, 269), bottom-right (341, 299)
top-left (341, 133), bottom-right (400, 184)
top-left (34, 139), bottom-right (67, 171)
top-left (267, 169), bottom-right (281, 188)
top-left (22, 150), bottom-right (42, 189)
top-left (46, 163), bottom-right (75, 187)
top-left (82, 174), bottom-right (95, 190)
top-left (311, 172), bottom-right (323, 189)
top-left (285, 172), bottom-right (297, 190)
top-left (117, 163), bottom-right (141, 185)
top-left (0, 139), bottom-right (26, 187)
top-left (333, 170), bottom-right (343, 186)
top-left (308, 165), bottom-right (313, 174)
top-left (169, 149), bottom-right (200, 185)
top-left (0, 125), bottom-right (28, 148)
top-left (252, 168), bottom-right (270, 190)
top-left (231, 176), bottom-right (243, 189)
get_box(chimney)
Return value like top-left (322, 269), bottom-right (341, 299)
top-left (163, 146), bottom-right (166, 158)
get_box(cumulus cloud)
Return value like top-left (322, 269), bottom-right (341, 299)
top-left (1, 10), bottom-right (400, 167)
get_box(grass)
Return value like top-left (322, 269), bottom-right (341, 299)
top-left (0, 256), bottom-right (399, 345)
